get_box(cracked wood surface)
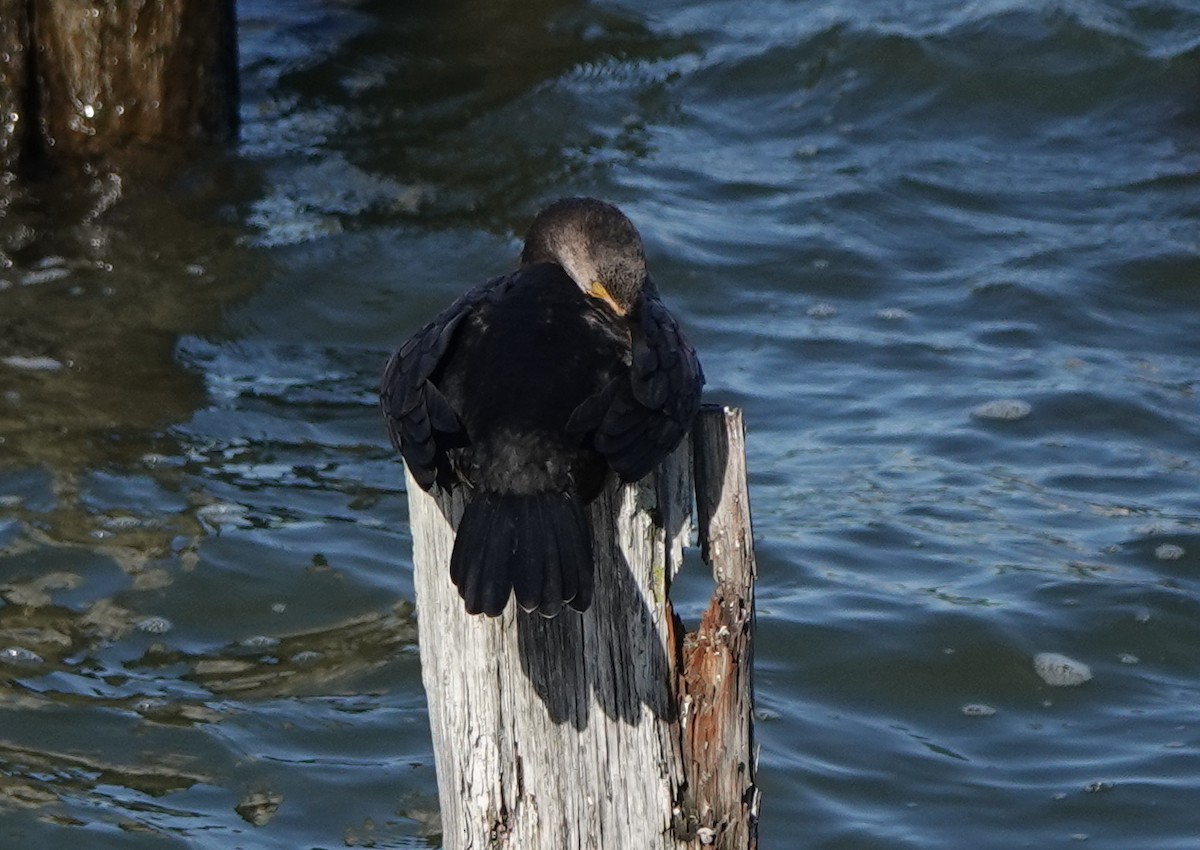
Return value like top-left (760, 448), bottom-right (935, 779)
top-left (407, 405), bottom-right (757, 849)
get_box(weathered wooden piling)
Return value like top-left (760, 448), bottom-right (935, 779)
top-left (406, 405), bottom-right (758, 850)
top-left (1, 0), bottom-right (237, 172)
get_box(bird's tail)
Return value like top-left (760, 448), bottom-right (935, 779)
top-left (450, 491), bottom-right (594, 617)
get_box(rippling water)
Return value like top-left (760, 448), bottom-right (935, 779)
top-left (2, 1), bottom-right (1199, 847)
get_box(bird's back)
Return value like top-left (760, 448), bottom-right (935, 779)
top-left (434, 261), bottom-right (627, 500)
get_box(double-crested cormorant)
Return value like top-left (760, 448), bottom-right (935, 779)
top-left (380, 197), bottom-right (703, 617)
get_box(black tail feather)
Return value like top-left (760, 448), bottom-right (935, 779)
top-left (563, 508), bottom-right (594, 612)
top-left (452, 494), bottom-right (508, 616)
top-left (544, 498), bottom-right (570, 614)
top-left (512, 497), bottom-right (545, 613)
top-left (478, 502), bottom-right (516, 615)
top-left (450, 491), bottom-right (593, 617)
top-left (448, 495), bottom-right (484, 589)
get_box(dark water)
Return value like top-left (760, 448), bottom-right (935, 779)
top-left (2, 0), bottom-right (1199, 847)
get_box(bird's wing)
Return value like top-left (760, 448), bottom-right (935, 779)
top-left (380, 277), bottom-right (504, 490)
top-left (570, 292), bottom-right (705, 482)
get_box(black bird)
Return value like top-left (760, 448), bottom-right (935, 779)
top-left (380, 198), bottom-right (703, 617)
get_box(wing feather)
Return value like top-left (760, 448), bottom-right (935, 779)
top-left (380, 276), bottom-right (507, 490)
top-left (575, 290), bottom-right (704, 483)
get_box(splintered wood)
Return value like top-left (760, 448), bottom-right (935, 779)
top-left (406, 405), bottom-right (757, 850)
top-left (677, 407), bottom-right (758, 848)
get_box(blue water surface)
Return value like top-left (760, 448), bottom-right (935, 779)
top-left (1, 1), bottom-right (1199, 847)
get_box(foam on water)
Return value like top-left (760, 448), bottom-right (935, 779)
top-left (1033, 652), bottom-right (1093, 687)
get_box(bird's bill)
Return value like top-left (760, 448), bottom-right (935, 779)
top-left (586, 280), bottom-right (625, 315)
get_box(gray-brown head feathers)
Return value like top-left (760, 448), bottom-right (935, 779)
top-left (520, 197), bottom-right (647, 315)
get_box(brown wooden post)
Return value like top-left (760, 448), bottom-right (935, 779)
top-left (0, 1), bottom-right (32, 173)
top-left (405, 405), bottom-right (758, 849)
top-left (2, 0), bottom-right (237, 172)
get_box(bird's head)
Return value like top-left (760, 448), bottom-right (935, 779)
top-left (520, 197), bottom-right (647, 316)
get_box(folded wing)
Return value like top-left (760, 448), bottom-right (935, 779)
top-left (380, 277), bottom-right (507, 490)
top-left (569, 290), bottom-right (704, 482)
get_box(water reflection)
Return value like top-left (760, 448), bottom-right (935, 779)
top-left (0, 738), bottom-right (208, 807)
top-left (0, 163), bottom-right (263, 473)
top-left (173, 605), bottom-right (416, 699)
top-left (0, 151), bottom-right (277, 836)
top-left (0, 158), bottom-right (271, 700)
top-left (0, 592), bottom-right (415, 815)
